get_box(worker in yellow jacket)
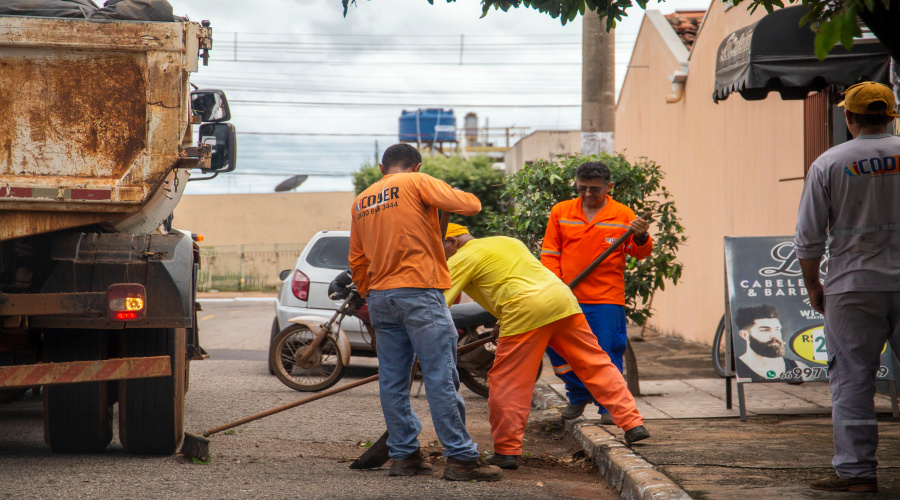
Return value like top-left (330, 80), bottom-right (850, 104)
top-left (442, 223), bottom-right (649, 470)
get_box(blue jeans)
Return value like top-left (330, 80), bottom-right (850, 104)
top-left (367, 288), bottom-right (479, 461)
top-left (546, 303), bottom-right (627, 414)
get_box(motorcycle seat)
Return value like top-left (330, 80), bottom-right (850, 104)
top-left (449, 302), bottom-right (496, 329)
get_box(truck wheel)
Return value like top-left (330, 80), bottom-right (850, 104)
top-left (119, 328), bottom-right (185, 455)
top-left (43, 329), bottom-right (113, 453)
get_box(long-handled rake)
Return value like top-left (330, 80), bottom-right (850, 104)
top-left (179, 336), bottom-right (493, 462)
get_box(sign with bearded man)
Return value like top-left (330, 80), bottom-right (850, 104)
top-left (725, 236), bottom-right (894, 384)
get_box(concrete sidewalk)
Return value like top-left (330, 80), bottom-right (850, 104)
top-left (535, 329), bottom-right (900, 499)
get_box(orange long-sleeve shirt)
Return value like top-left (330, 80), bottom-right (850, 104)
top-left (349, 172), bottom-right (481, 297)
top-left (540, 196), bottom-right (652, 305)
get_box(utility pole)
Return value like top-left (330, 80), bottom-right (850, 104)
top-left (581, 12), bottom-right (615, 155)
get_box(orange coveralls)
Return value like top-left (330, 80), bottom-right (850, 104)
top-left (444, 236), bottom-right (644, 455)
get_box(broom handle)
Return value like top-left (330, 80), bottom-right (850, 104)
top-left (204, 374), bottom-right (380, 437)
top-left (567, 212), bottom-right (652, 290)
top-left (438, 210), bottom-right (450, 240)
top-left (204, 337), bottom-right (493, 437)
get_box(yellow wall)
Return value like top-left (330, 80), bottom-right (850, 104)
top-left (616, 4), bottom-right (805, 344)
top-left (173, 191), bottom-right (356, 247)
top-left (505, 130), bottom-right (581, 175)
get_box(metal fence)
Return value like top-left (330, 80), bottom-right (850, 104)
top-left (197, 243), bottom-right (306, 292)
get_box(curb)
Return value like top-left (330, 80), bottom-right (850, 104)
top-left (533, 382), bottom-right (691, 500)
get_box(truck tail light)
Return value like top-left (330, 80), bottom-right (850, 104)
top-left (291, 270), bottom-right (309, 301)
top-left (107, 284), bottom-right (146, 321)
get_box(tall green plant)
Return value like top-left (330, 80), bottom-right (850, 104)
top-left (353, 154), bottom-right (505, 237)
top-left (488, 153), bottom-right (686, 325)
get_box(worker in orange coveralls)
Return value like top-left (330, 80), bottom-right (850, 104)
top-left (540, 161), bottom-right (652, 423)
top-left (442, 223), bottom-right (649, 471)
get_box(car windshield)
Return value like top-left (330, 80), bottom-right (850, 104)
top-left (305, 236), bottom-right (350, 270)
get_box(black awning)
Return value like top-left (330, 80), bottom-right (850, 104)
top-left (713, 6), bottom-right (891, 103)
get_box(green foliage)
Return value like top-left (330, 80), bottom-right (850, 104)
top-left (353, 154), bottom-right (505, 237)
top-left (488, 153), bottom-right (686, 326)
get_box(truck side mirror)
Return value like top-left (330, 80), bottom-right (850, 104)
top-left (191, 89), bottom-right (231, 123)
top-left (199, 123), bottom-right (237, 172)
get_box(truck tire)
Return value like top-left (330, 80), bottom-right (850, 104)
top-left (118, 328), bottom-right (186, 455)
top-left (43, 329), bottom-right (113, 453)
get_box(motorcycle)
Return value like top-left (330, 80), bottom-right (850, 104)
top-left (268, 271), bottom-right (510, 396)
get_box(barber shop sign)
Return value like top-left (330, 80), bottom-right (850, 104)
top-left (724, 236), bottom-right (894, 383)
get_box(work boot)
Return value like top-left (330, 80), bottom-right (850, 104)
top-left (560, 402), bottom-right (588, 420)
top-left (624, 425), bottom-right (650, 445)
top-left (443, 456), bottom-right (503, 482)
top-left (810, 473), bottom-right (877, 492)
top-left (599, 412), bottom-right (614, 425)
top-left (485, 453), bottom-right (519, 470)
top-left (389, 449), bottom-right (434, 476)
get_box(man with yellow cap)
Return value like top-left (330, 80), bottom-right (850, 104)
top-left (441, 223), bottom-right (648, 470)
top-left (795, 82), bottom-right (900, 493)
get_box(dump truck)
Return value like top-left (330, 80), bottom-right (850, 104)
top-left (0, 13), bottom-right (235, 454)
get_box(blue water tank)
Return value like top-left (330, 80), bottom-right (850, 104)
top-left (399, 109), bottom-right (456, 143)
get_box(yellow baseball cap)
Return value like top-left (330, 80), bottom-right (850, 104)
top-left (445, 223), bottom-right (469, 238)
top-left (838, 82), bottom-right (900, 117)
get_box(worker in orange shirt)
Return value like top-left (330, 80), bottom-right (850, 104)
top-left (540, 161), bottom-right (652, 423)
top-left (349, 143), bottom-right (502, 482)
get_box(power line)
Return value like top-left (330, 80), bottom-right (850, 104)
top-left (219, 171), bottom-right (356, 177)
top-left (240, 132), bottom-right (400, 137)
top-left (216, 31), bottom-right (584, 38)
top-left (230, 40), bottom-right (585, 47)
top-left (230, 100), bottom-right (579, 108)
top-left (214, 87), bottom-right (579, 96)
top-left (206, 58), bottom-right (583, 66)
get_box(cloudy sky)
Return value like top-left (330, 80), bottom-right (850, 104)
top-left (178, 0), bottom-right (710, 196)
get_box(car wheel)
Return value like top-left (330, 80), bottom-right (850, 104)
top-left (268, 317), bottom-right (280, 375)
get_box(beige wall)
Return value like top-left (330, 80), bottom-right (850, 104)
top-left (505, 130), bottom-right (581, 175)
top-left (616, 4), bottom-right (805, 344)
top-left (173, 191), bottom-right (356, 247)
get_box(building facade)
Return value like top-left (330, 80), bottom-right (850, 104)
top-left (616, 3), bottom-right (806, 344)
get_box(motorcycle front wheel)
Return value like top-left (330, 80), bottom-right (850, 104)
top-left (457, 330), bottom-right (543, 398)
top-left (269, 324), bottom-right (345, 392)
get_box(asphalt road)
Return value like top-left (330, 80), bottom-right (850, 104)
top-left (0, 298), bottom-right (615, 499)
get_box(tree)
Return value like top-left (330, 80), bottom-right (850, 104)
top-left (353, 154), bottom-right (505, 237)
top-left (487, 153), bottom-right (686, 326)
top-left (342, 0), bottom-right (900, 62)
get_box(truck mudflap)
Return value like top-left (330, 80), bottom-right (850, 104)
top-left (10, 232), bottom-right (194, 329)
top-left (0, 355), bottom-right (171, 389)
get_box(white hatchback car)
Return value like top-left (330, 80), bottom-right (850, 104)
top-left (270, 231), bottom-right (373, 371)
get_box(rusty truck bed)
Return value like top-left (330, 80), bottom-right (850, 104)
top-left (0, 16), bottom-right (207, 241)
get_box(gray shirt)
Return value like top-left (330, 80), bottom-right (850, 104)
top-left (794, 133), bottom-right (900, 295)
